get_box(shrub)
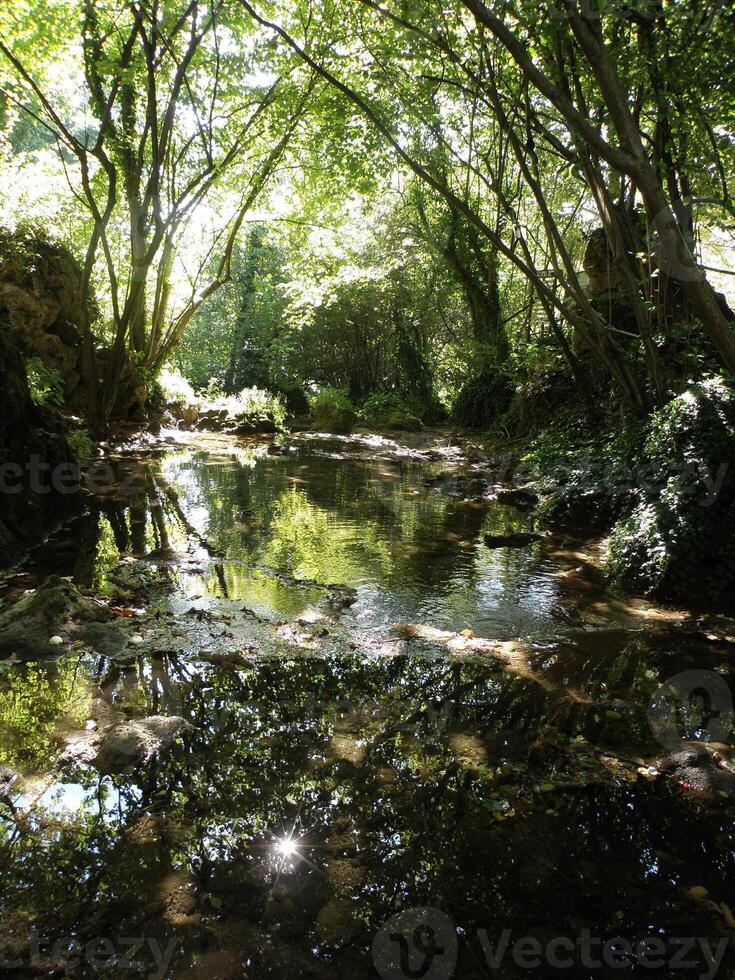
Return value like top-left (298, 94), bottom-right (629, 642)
top-left (360, 391), bottom-right (423, 431)
top-left (529, 423), bottom-right (644, 528)
top-left (26, 357), bottom-right (64, 409)
top-left (212, 387), bottom-right (286, 429)
top-left (606, 377), bottom-right (735, 597)
top-left (308, 387), bottom-right (357, 433)
top-left (67, 429), bottom-right (93, 463)
top-left (156, 367), bottom-right (201, 424)
top-left (158, 367), bottom-right (199, 407)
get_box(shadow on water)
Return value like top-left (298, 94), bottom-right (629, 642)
top-left (0, 434), bottom-right (733, 977)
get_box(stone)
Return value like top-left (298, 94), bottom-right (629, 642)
top-left (658, 746), bottom-right (735, 802)
top-left (60, 715), bottom-right (188, 773)
top-left (0, 577), bottom-right (111, 660)
top-left (492, 487), bottom-right (540, 509)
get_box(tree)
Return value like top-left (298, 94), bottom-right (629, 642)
top-left (237, 0), bottom-right (735, 414)
top-left (0, 0), bottom-right (311, 428)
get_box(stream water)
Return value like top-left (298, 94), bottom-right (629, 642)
top-left (0, 431), bottom-right (733, 978)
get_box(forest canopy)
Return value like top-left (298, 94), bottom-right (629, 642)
top-left (0, 0), bottom-right (733, 430)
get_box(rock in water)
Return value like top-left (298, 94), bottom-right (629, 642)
top-left (0, 577), bottom-right (111, 660)
top-left (658, 746), bottom-right (735, 802)
top-left (61, 715), bottom-right (188, 773)
top-left (492, 487), bottom-right (540, 509)
top-left (327, 589), bottom-right (358, 612)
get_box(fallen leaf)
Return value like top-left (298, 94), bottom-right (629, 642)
top-left (111, 607), bottom-right (137, 618)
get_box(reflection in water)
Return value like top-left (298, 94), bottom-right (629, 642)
top-left (154, 442), bottom-right (563, 638)
top-left (0, 436), bottom-right (733, 978)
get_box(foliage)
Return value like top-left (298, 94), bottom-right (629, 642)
top-left (451, 364), bottom-right (513, 430)
top-left (1, 0), bottom-right (735, 602)
top-left (360, 391), bottom-right (422, 431)
top-left (213, 387), bottom-right (287, 431)
top-left (527, 424), bottom-right (644, 528)
top-left (308, 387), bottom-right (357, 433)
top-left (158, 367), bottom-right (200, 410)
top-left (66, 429), bottom-right (93, 463)
top-left (607, 378), bottom-right (735, 597)
top-left (175, 227), bottom-right (288, 393)
top-left (522, 376), bottom-right (735, 598)
top-left (0, 0), bottom-right (312, 426)
top-left (26, 356), bottom-right (64, 409)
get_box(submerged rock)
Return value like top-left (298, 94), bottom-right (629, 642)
top-left (658, 746), bottom-right (735, 802)
top-left (492, 487), bottom-right (540, 509)
top-left (327, 589), bottom-right (358, 612)
top-left (61, 715), bottom-right (188, 773)
top-left (391, 623), bottom-right (512, 663)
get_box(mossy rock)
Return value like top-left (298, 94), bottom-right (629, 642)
top-left (311, 402), bottom-right (357, 434)
top-left (382, 409), bottom-right (423, 432)
top-left (0, 577), bottom-right (111, 660)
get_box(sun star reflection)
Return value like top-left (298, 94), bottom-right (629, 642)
top-left (276, 837), bottom-right (299, 860)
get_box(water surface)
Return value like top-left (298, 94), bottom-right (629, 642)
top-left (0, 432), bottom-right (733, 978)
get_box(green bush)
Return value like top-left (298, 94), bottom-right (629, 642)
top-left (309, 388), bottom-right (357, 433)
top-left (360, 391), bottom-right (423, 431)
top-left (528, 423), bottom-right (644, 528)
top-left (158, 366), bottom-right (200, 407)
top-left (67, 429), bottom-right (93, 463)
top-left (26, 357), bottom-right (64, 409)
top-left (606, 377), bottom-right (735, 597)
top-left (212, 387), bottom-right (287, 432)
top-left (521, 376), bottom-right (735, 599)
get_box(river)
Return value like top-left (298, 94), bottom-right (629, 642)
top-left (0, 430), bottom-right (732, 978)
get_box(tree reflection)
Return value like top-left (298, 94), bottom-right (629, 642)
top-left (2, 444), bottom-right (731, 977)
top-left (0, 652), bottom-right (731, 978)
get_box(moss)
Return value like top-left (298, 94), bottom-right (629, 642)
top-left (360, 391), bottom-right (422, 431)
top-left (309, 387), bottom-right (357, 433)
